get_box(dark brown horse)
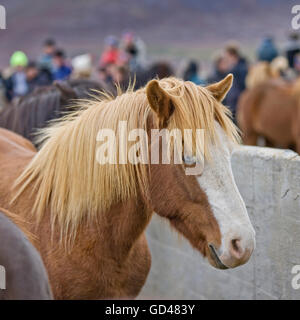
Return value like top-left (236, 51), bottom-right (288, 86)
top-left (132, 61), bottom-right (174, 89)
top-left (0, 79), bottom-right (105, 146)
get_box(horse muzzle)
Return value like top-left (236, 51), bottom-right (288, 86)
top-left (208, 234), bottom-right (255, 269)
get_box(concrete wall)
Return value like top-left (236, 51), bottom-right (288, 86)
top-left (138, 146), bottom-right (300, 300)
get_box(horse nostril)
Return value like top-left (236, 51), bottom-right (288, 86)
top-left (230, 239), bottom-right (244, 259)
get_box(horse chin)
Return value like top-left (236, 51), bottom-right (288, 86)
top-left (208, 244), bottom-right (229, 270)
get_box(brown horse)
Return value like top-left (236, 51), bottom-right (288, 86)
top-left (237, 77), bottom-right (300, 152)
top-left (0, 79), bottom-right (105, 146)
top-left (0, 75), bottom-right (255, 299)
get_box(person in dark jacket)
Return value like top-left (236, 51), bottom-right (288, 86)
top-left (52, 49), bottom-right (72, 81)
top-left (257, 37), bottom-right (278, 62)
top-left (285, 32), bottom-right (300, 69)
top-left (0, 72), bottom-right (7, 108)
top-left (38, 38), bottom-right (56, 74)
top-left (208, 54), bottom-right (229, 84)
top-left (223, 44), bottom-right (248, 122)
top-left (183, 60), bottom-right (206, 85)
top-left (25, 61), bottom-right (52, 94)
top-left (5, 51), bottom-right (29, 101)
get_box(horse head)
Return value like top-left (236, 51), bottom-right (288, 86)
top-left (146, 75), bottom-right (255, 269)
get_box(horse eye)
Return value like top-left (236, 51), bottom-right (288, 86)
top-left (183, 155), bottom-right (196, 165)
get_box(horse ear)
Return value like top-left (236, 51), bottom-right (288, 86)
top-left (54, 81), bottom-right (77, 100)
top-left (206, 74), bottom-right (233, 102)
top-left (146, 79), bottom-right (174, 128)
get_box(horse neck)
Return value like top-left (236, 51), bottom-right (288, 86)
top-left (27, 188), bottom-right (153, 262)
top-left (93, 197), bottom-right (153, 261)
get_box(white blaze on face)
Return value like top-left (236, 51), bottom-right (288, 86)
top-left (197, 123), bottom-right (256, 268)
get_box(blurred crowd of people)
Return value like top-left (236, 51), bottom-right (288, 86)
top-left (0, 39), bottom-right (72, 102)
top-left (0, 31), bottom-right (147, 104)
top-left (1, 31), bottom-right (300, 122)
top-left (190, 32), bottom-right (300, 120)
top-left (98, 32), bottom-right (146, 87)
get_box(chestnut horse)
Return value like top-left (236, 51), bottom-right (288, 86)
top-left (0, 75), bottom-right (255, 299)
top-left (237, 77), bottom-right (300, 152)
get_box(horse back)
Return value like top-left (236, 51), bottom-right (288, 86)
top-left (0, 128), bottom-right (36, 208)
top-left (0, 128), bottom-right (36, 155)
top-left (237, 81), bottom-right (296, 147)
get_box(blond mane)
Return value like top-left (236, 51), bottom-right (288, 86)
top-left (246, 61), bottom-right (279, 89)
top-left (14, 77), bottom-right (239, 242)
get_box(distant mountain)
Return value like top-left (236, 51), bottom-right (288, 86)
top-left (0, 0), bottom-right (296, 67)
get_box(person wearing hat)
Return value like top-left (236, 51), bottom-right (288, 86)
top-left (71, 53), bottom-right (92, 79)
top-left (5, 51), bottom-right (29, 101)
top-left (257, 36), bottom-right (279, 63)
